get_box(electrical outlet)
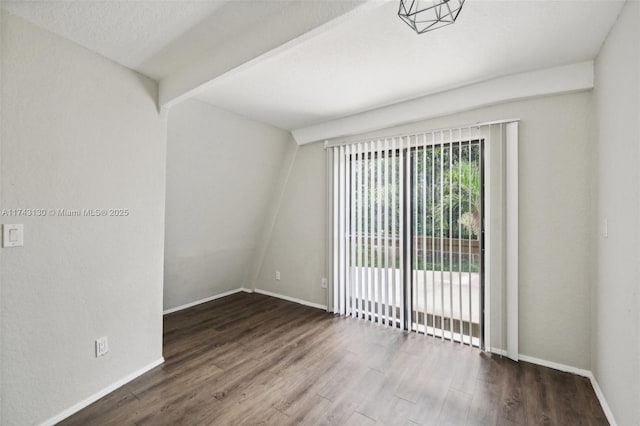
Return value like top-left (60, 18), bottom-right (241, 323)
top-left (321, 278), bottom-right (328, 289)
top-left (275, 270), bottom-right (281, 281)
top-left (95, 336), bottom-right (108, 357)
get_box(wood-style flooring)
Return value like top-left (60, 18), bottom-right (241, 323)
top-left (61, 292), bottom-right (608, 425)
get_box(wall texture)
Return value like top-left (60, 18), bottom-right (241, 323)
top-left (255, 142), bottom-right (326, 306)
top-left (258, 92), bottom-right (593, 370)
top-left (164, 99), bottom-right (294, 310)
top-left (0, 13), bottom-right (167, 425)
top-left (592, 1), bottom-right (640, 424)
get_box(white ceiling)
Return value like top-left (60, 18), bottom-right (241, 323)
top-left (194, 0), bottom-right (625, 130)
top-left (136, 2), bottom-right (293, 80)
top-left (0, 0), bottom-right (305, 80)
top-left (1, 0), bottom-right (221, 80)
top-left (2, 0), bottom-right (625, 131)
top-left (0, 0), bottom-right (368, 81)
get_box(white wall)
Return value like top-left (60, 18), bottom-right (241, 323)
top-left (592, 1), bottom-right (640, 424)
top-left (0, 13), bottom-right (167, 426)
top-left (164, 99), bottom-right (294, 310)
top-left (258, 92), bottom-right (593, 370)
top-left (255, 142), bottom-right (326, 306)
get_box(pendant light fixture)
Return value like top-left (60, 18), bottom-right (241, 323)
top-left (398, 0), bottom-right (466, 34)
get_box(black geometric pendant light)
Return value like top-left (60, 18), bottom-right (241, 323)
top-left (398, 0), bottom-right (466, 34)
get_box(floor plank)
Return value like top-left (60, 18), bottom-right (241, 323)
top-left (60, 292), bottom-right (608, 425)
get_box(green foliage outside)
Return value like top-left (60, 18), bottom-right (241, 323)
top-left (350, 142), bottom-right (481, 273)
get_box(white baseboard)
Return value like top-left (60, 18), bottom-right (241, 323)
top-left (488, 348), bottom-right (616, 425)
top-left (518, 354), bottom-right (591, 378)
top-left (587, 372), bottom-right (617, 426)
top-left (254, 288), bottom-right (327, 310)
top-left (163, 288), bottom-right (245, 314)
top-left (39, 357), bottom-right (164, 426)
top-left (163, 287), bottom-right (323, 314)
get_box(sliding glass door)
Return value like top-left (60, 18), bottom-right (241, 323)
top-left (329, 132), bottom-right (484, 348)
top-left (409, 138), bottom-right (484, 347)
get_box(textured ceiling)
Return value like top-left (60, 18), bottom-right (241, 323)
top-left (0, 1), bottom-right (367, 81)
top-left (0, 0), bottom-right (304, 80)
top-left (194, 0), bottom-right (625, 130)
top-left (1, 0), bottom-right (626, 131)
top-left (136, 2), bottom-right (292, 80)
top-left (1, 1), bottom-right (225, 79)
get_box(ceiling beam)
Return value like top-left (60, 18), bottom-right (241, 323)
top-left (159, 1), bottom-right (385, 108)
top-left (292, 61), bottom-right (595, 145)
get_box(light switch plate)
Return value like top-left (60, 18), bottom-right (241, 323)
top-left (96, 336), bottom-right (109, 357)
top-left (2, 224), bottom-right (24, 248)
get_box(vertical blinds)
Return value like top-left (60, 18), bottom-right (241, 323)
top-left (326, 121), bottom-right (518, 352)
top-left (332, 137), bottom-right (407, 327)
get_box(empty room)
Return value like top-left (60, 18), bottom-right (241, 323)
top-left (0, 0), bottom-right (638, 425)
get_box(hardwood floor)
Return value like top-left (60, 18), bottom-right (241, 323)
top-left (61, 292), bottom-right (608, 425)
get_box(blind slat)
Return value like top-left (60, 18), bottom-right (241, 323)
top-left (391, 137), bottom-right (398, 329)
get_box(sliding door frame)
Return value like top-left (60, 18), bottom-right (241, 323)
top-left (326, 119), bottom-right (519, 355)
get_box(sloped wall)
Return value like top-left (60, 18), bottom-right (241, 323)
top-left (164, 99), bottom-right (295, 310)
